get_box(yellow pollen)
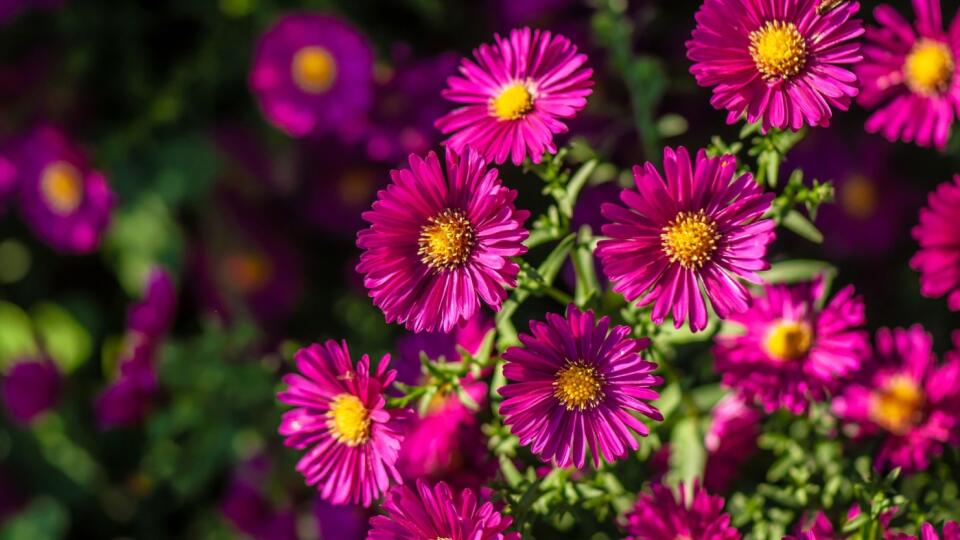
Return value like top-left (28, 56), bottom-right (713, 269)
top-left (764, 320), bottom-right (813, 361)
top-left (904, 39), bottom-right (954, 96)
top-left (327, 393), bottom-right (371, 446)
top-left (870, 375), bottom-right (925, 436)
top-left (749, 20), bottom-right (808, 81)
top-left (40, 161), bottom-right (83, 215)
top-left (223, 252), bottom-right (272, 293)
top-left (553, 361), bottom-right (604, 411)
top-left (291, 46), bottom-right (337, 94)
top-left (840, 174), bottom-right (878, 220)
top-left (660, 210), bottom-right (720, 269)
top-left (491, 83), bottom-right (534, 120)
top-left (418, 208), bottom-right (476, 270)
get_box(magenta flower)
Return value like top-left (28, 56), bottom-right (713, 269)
top-left (621, 483), bottom-right (741, 540)
top-left (277, 340), bottom-right (404, 506)
top-left (911, 175), bottom-right (960, 310)
top-left (356, 147), bottom-right (529, 333)
top-left (686, 0), bottom-right (863, 131)
top-left (435, 27), bottom-right (593, 165)
top-left (857, 0), bottom-right (960, 148)
top-left (714, 277), bottom-right (870, 413)
top-left (368, 480), bottom-right (519, 540)
top-left (597, 147), bottom-right (775, 332)
top-left (833, 326), bottom-right (960, 473)
top-left (888, 521), bottom-right (960, 540)
top-left (704, 394), bottom-right (762, 493)
top-left (499, 305), bottom-right (662, 468)
top-left (250, 13), bottom-right (373, 137)
top-left (13, 125), bottom-right (115, 253)
top-left (1, 358), bottom-right (61, 424)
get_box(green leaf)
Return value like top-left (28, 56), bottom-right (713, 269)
top-left (559, 159), bottom-right (598, 218)
top-left (0, 301), bottom-right (37, 369)
top-left (760, 259), bottom-right (836, 284)
top-left (0, 497), bottom-right (68, 540)
top-left (782, 209), bottom-right (824, 243)
top-left (571, 225), bottom-right (599, 307)
top-left (31, 303), bottom-right (92, 374)
top-left (668, 417), bottom-right (706, 491)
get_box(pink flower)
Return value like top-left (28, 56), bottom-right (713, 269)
top-left (704, 394), bottom-right (762, 493)
top-left (911, 175), bottom-right (960, 310)
top-left (621, 483), bottom-right (740, 540)
top-left (435, 27), bottom-right (593, 165)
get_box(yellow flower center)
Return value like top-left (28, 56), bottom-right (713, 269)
top-left (418, 208), bottom-right (476, 270)
top-left (553, 361), bottom-right (604, 411)
top-left (870, 375), bottom-right (925, 436)
top-left (327, 393), bottom-right (371, 446)
top-left (904, 39), bottom-right (954, 96)
top-left (764, 320), bottom-right (813, 361)
top-left (291, 46), bottom-right (337, 94)
top-left (660, 210), bottom-right (720, 269)
top-left (840, 174), bottom-right (878, 220)
top-left (491, 83), bottom-right (534, 120)
top-left (40, 161), bottom-right (83, 215)
top-left (749, 20), bottom-right (808, 81)
top-left (223, 252), bottom-right (272, 293)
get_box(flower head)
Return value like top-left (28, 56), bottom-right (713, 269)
top-left (250, 13), bottom-right (373, 137)
top-left (13, 126), bottom-right (115, 253)
top-left (888, 521), bottom-right (960, 540)
top-left (857, 0), bottom-right (960, 148)
top-left (277, 340), bottom-right (404, 506)
top-left (621, 482), bottom-right (741, 540)
top-left (833, 326), bottom-right (960, 472)
top-left (715, 277), bottom-right (870, 413)
top-left (687, 0), bottom-right (863, 131)
top-left (704, 394), bottom-right (762, 493)
top-left (911, 175), bottom-right (960, 310)
top-left (435, 27), bottom-right (593, 165)
top-left (499, 305), bottom-right (662, 468)
top-left (1, 358), bottom-right (61, 424)
top-left (357, 146), bottom-right (529, 333)
top-left (368, 480), bottom-right (519, 540)
top-left (597, 146), bottom-right (775, 332)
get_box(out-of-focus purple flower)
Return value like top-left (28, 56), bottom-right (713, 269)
top-left (127, 268), bottom-right (176, 344)
top-left (220, 459), bottom-right (297, 540)
top-left (1, 358), bottom-right (61, 424)
top-left (621, 482), bottom-right (741, 540)
top-left (911, 175), bottom-right (960, 310)
top-left (0, 154), bottom-right (15, 213)
top-left (493, 0), bottom-right (577, 27)
top-left (250, 12), bottom-right (373, 138)
top-left (704, 394), bottom-right (762, 493)
top-left (12, 125), bottom-right (115, 253)
top-left (784, 511), bottom-right (839, 540)
top-left (315, 499), bottom-right (369, 540)
top-left (888, 521), bottom-right (960, 540)
top-left (0, 0), bottom-right (63, 24)
top-left (362, 47), bottom-right (458, 163)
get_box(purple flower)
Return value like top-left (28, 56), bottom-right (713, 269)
top-left (911, 175), bottom-right (960, 310)
top-left (13, 125), bottom-right (115, 253)
top-left (219, 459), bottom-right (297, 540)
top-left (250, 13), bottom-right (373, 138)
top-left (499, 305), bottom-right (663, 468)
top-left (277, 340), bottom-right (404, 506)
top-left (356, 147), bottom-right (529, 333)
top-left (857, 0), bottom-right (960, 148)
top-left (621, 483), bottom-right (741, 540)
top-left (597, 147), bottom-right (776, 332)
top-left (888, 521), bottom-right (960, 540)
top-left (714, 277), bottom-right (870, 413)
top-left (1, 358), bottom-right (60, 423)
top-left (368, 480), bottom-right (519, 540)
top-left (833, 326), bottom-right (960, 473)
top-left (315, 499), bottom-right (369, 540)
top-left (687, 0), bottom-right (863, 131)
top-left (435, 27), bottom-right (593, 165)
top-left (704, 394), bottom-right (762, 493)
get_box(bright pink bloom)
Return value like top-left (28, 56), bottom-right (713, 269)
top-left (911, 175), bottom-right (960, 310)
top-left (704, 394), bottom-right (762, 493)
top-left (833, 326), bottom-right (960, 472)
top-left (597, 147), bottom-right (775, 332)
top-left (888, 521), bottom-right (960, 540)
top-left (714, 277), bottom-right (870, 413)
top-left (621, 483), bottom-right (741, 540)
top-left (368, 480), bottom-right (519, 540)
top-left (687, 0), bottom-right (863, 131)
top-left (499, 305), bottom-right (662, 469)
top-left (435, 27), bottom-right (593, 165)
top-left (856, 0), bottom-right (960, 148)
top-left (356, 147), bottom-right (529, 333)
top-left (277, 340), bottom-right (404, 506)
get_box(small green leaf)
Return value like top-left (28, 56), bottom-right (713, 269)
top-left (669, 417), bottom-right (706, 495)
top-left (760, 259), bottom-right (836, 284)
top-left (31, 303), bottom-right (92, 374)
top-left (0, 301), bottom-right (37, 369)
top-left (782, 209), bottom-right (824, 243)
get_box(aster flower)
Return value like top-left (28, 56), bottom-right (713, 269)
top-left (704, 394), bottom-right (762, 493)
top-left (686, 0), bottom-right (863, 131)
top-left (597, 146), bottom-right (776, 332)
top-left (499, 305), bottom-right (662, 468)
top-left (220, 457), bottom-right (297, 540)
top-left (857, 0), bottom-right (960, 148)
top-left (277, 340), bottom-right (404, 506)
top-left (435, 27), bottom-right (593, 165)
top-left (714, 277), bottom-right (870, 413)
top-left (356, 146), bottom-right (529, 333)
top-left (888, 521), bottom-right (960, 540)
top-left (368, 480), bottom-right (519, 540)
top-left (250, 13), bottom-right (373, 137)
top-left (833, 326), bottom-right (960, 472)
top-left (13, 126), bottom-right (115, 253)
top-left (1, 358), bottom-right (61, 424)
top-left (911, 175), bottom-right (960, 310)
top-left (621, 483), bottom-right (741, 540)
top-left (315, 499), bottom-right (369, 540)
